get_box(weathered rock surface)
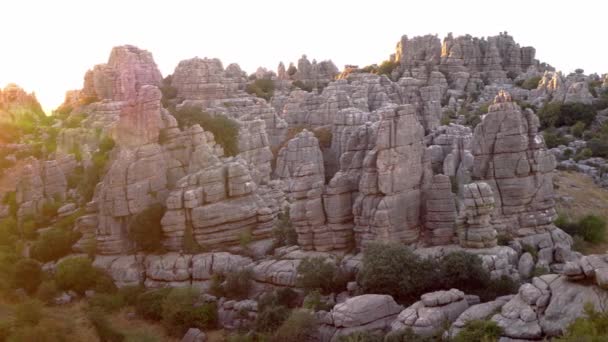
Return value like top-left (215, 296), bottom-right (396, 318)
top-left (391, 289), bottom-right (469, 336)
top-left (472, 90), bottom-right (557, 238)
top-left (456, 182), bottom-right (497, 248)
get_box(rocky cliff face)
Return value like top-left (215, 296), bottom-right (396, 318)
top-left (472, 90), bottom-right (557, 237)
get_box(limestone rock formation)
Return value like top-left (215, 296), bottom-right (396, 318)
top-left (391, 289), bottom-right (469, 336)
top-left (353, 104), bottom-right (432, 247)
top-left (456, 182), bottom-right (497, 248)
top-left (422, 174), bottom-right (457, 245)
top-left (472, 90), bottom-right (557, 237)
top-left (319, 294), bottom-right (403, 341)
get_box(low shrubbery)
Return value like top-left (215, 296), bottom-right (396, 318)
top-left (272, 209), bottom-right (297, 248)
top-left (453, 319), bottom-right (503, 342)
top-left (557, 303), bottom-right (608, 341)
top-left (519, 76), bottom-right (542, 90)
top-left (161, 287), bottom-right (217, 336)
top-left (556, 214), bottom-right (606, 245)
top-left (135, 288), bottom-right (172, 321)
top-left (129, 203), bottom-right (165, 253)
top-left (54, 257), bottom-right (112, 295)
top-left (297, 257), bottom-right (348, 295)
top-left (271, 309), bottom-right (316, 342)
top-left (538, 102), bottom-right (597, 129)
top-left (13, 259), bottom-right (42, 294)
top-left (210, 269), bottom-right (254, 300)
top-left (246, 79), bottom-right (274, 101)
top-left (30, 228), bottom-right (81, 262)
top-left (357, 243), bottom-right (517, 303)
top-left (172, 106), bottom-right (239, 156)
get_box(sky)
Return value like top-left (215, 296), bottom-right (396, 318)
top-left (0, 0), bottom-right (605, 112)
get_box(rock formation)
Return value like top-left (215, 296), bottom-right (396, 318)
top-left (472, 90), bottom-right (557, 237)
top-left (456, 182), bottom-right (497, 248)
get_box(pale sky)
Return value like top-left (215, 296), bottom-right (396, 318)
top-left (0, 0), bottom-right (605, 111)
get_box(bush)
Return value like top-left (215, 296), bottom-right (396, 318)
top-left (36, 280), bottom-right (59, 304)
top-left (246, 79), bottom-right (274, 101)
top-left (543, 129), bottom-right (568, 148)
top-left (254, 305), bottom-right (290, 333)
top-left (88, 308), bottom-right (125, 342)
top-left (272, 208), bottom-right (297, 247)
top-left (557, 303), bottom-right (608, 341)
top-left (13, 258), bottom-right (42, 294)
top-left (337, 331), bottom-right (384, 342)
top-left (90, 293), bottom-right (126, 313)
top-left (438, 251), bottom-right (490, 294)
top-left (453, 319), bottom-right (503, 342)
top-left (161, 287), bottom-right (217, 336)
top-left (384, 328), bottom-right (438, 342)
top-left (292, 80), bottom-right (313, 92)
top-left (538, 102), bottom-right (597, 129)
top-left (0, 217), bottom-right (18, 246)
top-left (556, 214), bottom-right (606, 244)
top-left (376, 60), bottom-right (399, 79)
top-left (571, 121), bottom-right (586, 138)
top-left (271, 309), bottom-right (316, 342)
top-left (520, 76), bottom-right (541, 90)
top-left (223, 269), bottom-right (253, 300)
top-left (14, 299), bottom-right (44, 327)
top-left (574, 148), bottom-right (593, 162)
top-left (7, 319), bottom-right (70, 342)
top-left (135, 288), bottom-right (172, 321)
top-left (55, 256), bottom-right (98, 294)
top-left (129, 204), bottom-right (165, 252)
top-left (357, 243), bottom-right (438, 303)
top-left (258, 288), bottom-right (299, 311)
top-left (172, 106), bottom-right (239, 156)
top-left (302, 290), bottom-right (333, 311)
top-left (297, 257), bottom-right (347, 294)
top-left (117, 285), bottom-right (145, 306)
top-left (30, 228), bottom-right (80, 262)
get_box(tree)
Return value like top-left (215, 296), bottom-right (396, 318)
top-left (129, 204), bottom-right (165, 252)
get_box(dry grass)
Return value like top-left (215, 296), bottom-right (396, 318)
top-left (554, 170), bottom-right (608, 253)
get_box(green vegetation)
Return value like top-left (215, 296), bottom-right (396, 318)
top-left (557, 303), bottom-right (608, 341)
top-left (357, 243), bottom-right (517, 303)
top-left (160, 287), bottom-right (217, 336)
top-left (292, 80), bottom-right (313, 92)
top-left (210, 269), bottom-right (254, 300)
top-left (54, 257), bottom-right (102, 294)
top-left (543, 128), bottom-right (569, 149)
top-left (337, 331), bottom-right (384, 342)
top-left (272, 208), bottom-right (297, 247)
top-left (453, 319), bottom-right (503, 342)
top-left (538, 102), bottom-right (597, 129)
top-left (297, 257), bottom-right (348, 295)
top-left (88, 308), bottom-right (126, 342)
top-left (271, 309), bottom-right (316, 342)
top-left (518, 76), bottom-right (541, 90)
top-left (556, 214), bottom-right (606, 245)
top-left (13, 259), bottom-right (42, 294)
top-left (129, 203), bottom-right (165, 252)
top-left (135, 288), bottom-right (172, 321)
top-left (246, 79), bottom-right (275, 101)
top-left (30, 228), bottom-right (81, 262)
top-left (171, 106), bottom-right (240, 156)
top-left (302, 290), bottom-right (332, 311)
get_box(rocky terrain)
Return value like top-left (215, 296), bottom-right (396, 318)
top-left (1, 32), bottom-right (608, 341)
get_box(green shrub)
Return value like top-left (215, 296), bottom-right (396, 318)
top-left (129, 203), bottom-right (165, 252)
top-left (246, 79), bottom-right (275, 101)
top-left (271, 309), bottom-right (316, 342)
top-left (357, 243), bottom-right (438, 302)
top-left (14, 299), bottom-right (44, 327)
top-left (557, 303), bottom-right (608, 341)
top-left (478, 275), bottom-right (519, 302)
top-left (13, 258), bottom-right (42, 294)
top-left (376, 60), bottom-right (399, 79)
top-left (172, 106), bottom-right (239, 156)
top-left (297, 257), bottom-right (347, 294)
top-left (88, 308), bottom-right (125, 342)
top-left (302, 290), bottom-right (333, 311)
top-left (272, 208), bottom-right (297, 247)
top-left (223, 269), bottom-right (253, 300)
top-left (384, 328), bottom-right (438, 342)
top-left (135, 288), bottom-right (172, 321)
top-left (571, 121), bottom-right (586, 138)
top-left (161, 287), bottom-right (217, 336)
top-left (557, 214), bottom-right (606, 244)
top-left (30, 228), bottom-right (80, 262)
top-left (90, 293), bottom-right (126, 313)
top-left (543, 129), bottom-right (568, 148)
top-left (0, 217), bottom-right (18, 246)
top-left (520, 76), bottom-right (541, 90)
top-left (254, 304), bottom-right (290, 333)
top-left (438, 251), bottom-right (490, 294)
top-left (21, 216), bottom-right (39, 240)
top-left (7, 319), bottom-right (70, 342)
top-left (64, 113), bottom-right (86, 128)
top-left (292, 80), bottom-right (313, 92)
top-left (55, 256), bottom-right (98, 294)
top-left (117, 285), bottom-right (145, 306)
top-left (36, 280), bottom-right (59, 304)
top-left (538, 102), bottom-right (597, 129)
top-left (258, 288), bottom-right (299, 311)
top-left (453, 319), bottom-right (503, 342)
top-left (337, 331), bottom-right (384, 342)
top-left (574, 148), bottom-right (593, 162)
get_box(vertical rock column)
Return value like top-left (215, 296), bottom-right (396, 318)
top-left (456, 182), bottom-right (497, 248)
top-left (353, 104), bottom-right (432, 247)
top-left (275, 130), bottom-right (328, 251)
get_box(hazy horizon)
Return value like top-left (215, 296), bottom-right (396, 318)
top-left (1, 0), bottom-right (605, 111)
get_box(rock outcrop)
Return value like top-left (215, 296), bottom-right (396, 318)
top-left (456, 182), bottom-right (497, 248)
top-left (472, 90), bottom-right (557, 238)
